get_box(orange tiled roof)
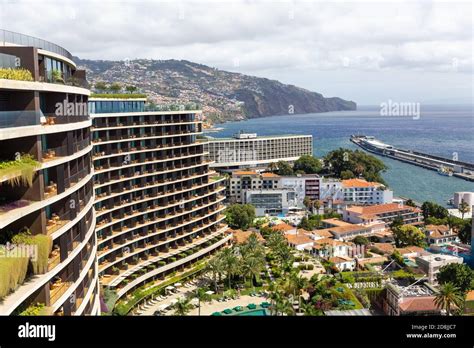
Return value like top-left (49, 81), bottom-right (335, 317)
top-left (321, 218), bottom-right (353, 227)
top-left (261, 172), bottom-right (280, 178)
top-left (314, 237), bottom-right (350, 247)
top-left (466, 290), bottom-right (474, 302)
top-left (342, 178), bottom-right (382, 188)
top-left (399, 297), bottom-right (439, 313)
top-left (371, 243), bottom-right (395, 254)
top-left (425, 225), bottom-right (456, 239)
top-left (272, 223), bottom-right (295, 232)
top-left (347, 203), bottom-right (419, 215)
top-left (328, 225), bottom-right (369, 235)
top-left (313, 229), bottom-right (335, 238)
top-left (395, 246), bottom-right (427, 255)
top-left (285, 234), bottom-right (314, 245)
top-left (233, 170), bottom-right (258, 175)
top-left (230, 229), bottom-right (265, 245)
top-left (329, 256), bottom-right (354, 264)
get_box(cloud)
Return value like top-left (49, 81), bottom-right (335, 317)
top-left (1, 0), bottom-right (471, 103)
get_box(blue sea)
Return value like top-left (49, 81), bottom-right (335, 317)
top-left (207, 105), bottom-right (474, 206)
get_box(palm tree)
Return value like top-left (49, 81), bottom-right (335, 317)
top-left (434, 282), bottom-right (464, 316)
top-left (195, 288), bottom-right (210, 316)
top-left (206, 256), bottom-right (223, 293)
top-left (241, 255), bottom-right (264, 287)
top-left (313, 200), bottom-right (321, 215)
top-left (220, 248), bottom-right (241, 289)
top-left (172, 297), bottom-right (193, 316)
top-left (458, 199), bottom-right (470, 219)
top-left (303, 197), bottom-right (313, 214)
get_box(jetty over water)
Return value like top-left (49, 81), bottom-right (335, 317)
top-left (350, 135), bottom-right (474, 182)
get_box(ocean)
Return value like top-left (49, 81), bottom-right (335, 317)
top-left (207, 105), bottom-right (474, 206)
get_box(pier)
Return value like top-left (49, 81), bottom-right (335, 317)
top-left (350, 135), bottom-right (474, 182)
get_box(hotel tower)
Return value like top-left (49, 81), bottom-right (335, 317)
top-left (0, 30), bottom-right (99, 315)
top-left (89, 97), bottom-right (230, 310)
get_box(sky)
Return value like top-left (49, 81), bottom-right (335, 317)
top-left (0, 0), bottom-right (472, 105)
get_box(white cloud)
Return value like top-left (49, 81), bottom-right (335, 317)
top-left (0, 0), bottom-right (472, 103)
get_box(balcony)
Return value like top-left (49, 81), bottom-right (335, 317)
top-left (49, 274), bottom-right (74, 306)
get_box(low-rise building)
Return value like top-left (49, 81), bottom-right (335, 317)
top-left (415, 254), bottom-right (464, 284)
top-left (311, 238), bottom-right (353, 259)
top-left (329, 256), bottom-right (356, 271)
top-left (424, 225), bottom-right (459, 245)
top-left (243, 189), bottom-right (296, 216)
top-left (341, 178), bottom-right (393, 205)
top-left (384, 282), bottom-right (441, 316)
top-left (343, 203), bottom-right (423, 226)
top-left (229, 229), bottom-right (265, 245)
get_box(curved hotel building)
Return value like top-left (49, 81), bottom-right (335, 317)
top-left (90, 98), bottom-right (230, 302)
top-left (0, 30), bottom-right (99, 315)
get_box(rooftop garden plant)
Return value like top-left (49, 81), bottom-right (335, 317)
top-left (0, 68), bottom-right (34, 81)
top-left (0, 154), bottom-right (40, 187)
top-left (19, 302), bottom-right (50, 316)
top-left (0, 253), bottom-right (30, 299)
top-left (90, 93), bottom-right (147, 99)
top-left (12, 230), bottom-right (53, 275)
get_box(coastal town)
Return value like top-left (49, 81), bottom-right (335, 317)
top-left (127, 132), bottom-right (473, 317)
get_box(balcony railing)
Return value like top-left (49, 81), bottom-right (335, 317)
top-left (1, 29), bottom-right (73, 60)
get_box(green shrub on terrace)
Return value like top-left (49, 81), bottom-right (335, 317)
top-left (0, 253), bottom-right (29, 299)
top-left (0, 154), bottom-right (40, 187)
top-left (12, 232), bottom-right (52, 275)
top-left (0, 68), bottom-right (34, 81)
top-left (19, 303), bottom-right (50, 316)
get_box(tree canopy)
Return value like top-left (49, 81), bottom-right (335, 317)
top-left (392, 225), bottom-right (426, 247)
top-left (293, 155), bottom-right (322, 174)
top-left (437, 263), bottom-right (473, 293)
top-left (225, 204), bottom-right (256, 230)
top-left (276, 161), bottom-right (294, 176)
top-left (323, 148), bottom-right (387, 184)
top-left (421, 201), bottom-right (449, 220)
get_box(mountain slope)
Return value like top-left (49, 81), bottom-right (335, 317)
top-left (75, 58), bottom-right (356, 122)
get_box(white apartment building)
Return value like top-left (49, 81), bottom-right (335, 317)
top-left (320, 178), bottom-right (393, 205)
top-left (202, 132), bottom-right (313, 170)
top-left (341, 179), bottom-right (393, 205)
top-left (415, 254), bottom-right (464, 284)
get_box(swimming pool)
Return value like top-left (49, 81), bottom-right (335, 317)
top-left (236, 309), bottom-right (268, 316)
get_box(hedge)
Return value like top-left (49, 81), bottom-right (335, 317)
top-left (90, 93), bottom-right (147, 99)
top-left (0, 254), bottom-right (29, 299)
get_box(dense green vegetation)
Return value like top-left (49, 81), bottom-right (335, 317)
top-left (293, 155), bottom-right (322, 174)
top-left (298, 212), bottom-right (341, 230)
top-left (0, 230), bottom-right (52, 299)
top-left (90, 93), bottom-right (147, 99)
top-left (323, 148), bottom-right (388, 184)
top-left (392, 225), bottom-right (426, 248)
top-left (437, 263), bottom-right (473, 294)
top-left (0, 154), bottom-right (40, 187)
top-left (224, 204), bottom-right (256, 230)
top-left (0, 68), bottom-right (34, 81)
